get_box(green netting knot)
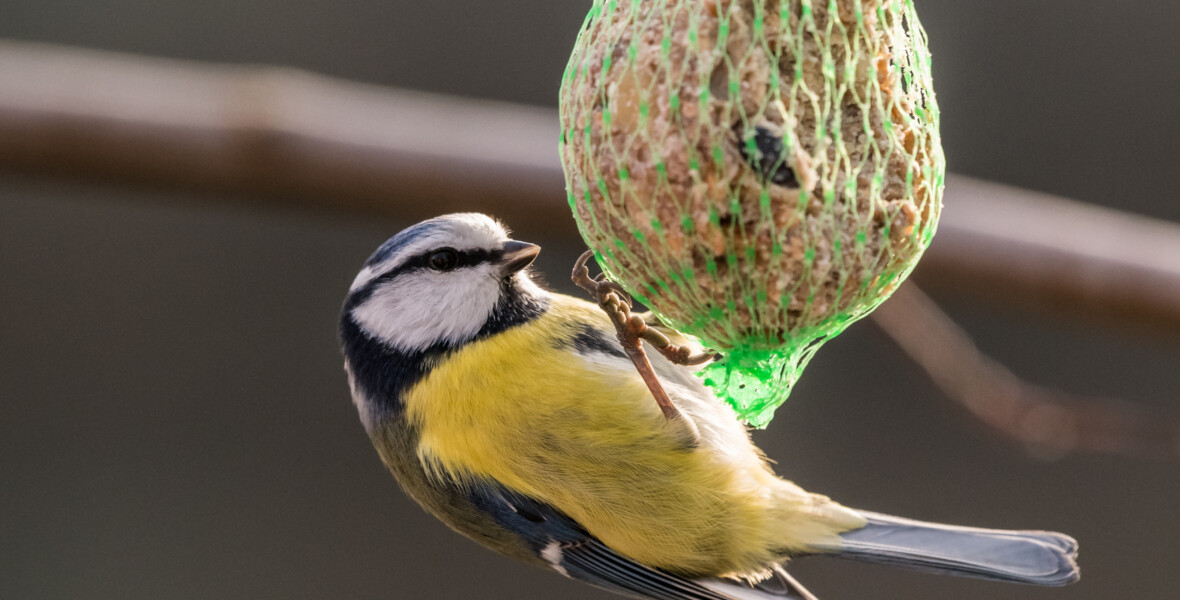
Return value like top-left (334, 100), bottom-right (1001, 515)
top-left (699, 343), bottom-right (821, 428)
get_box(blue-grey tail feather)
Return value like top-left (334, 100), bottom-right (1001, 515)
top-left (827, 511), bottom-right (1079, 586)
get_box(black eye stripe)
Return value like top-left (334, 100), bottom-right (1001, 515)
top-left (378, 248), bottom-right (499, 280)
top-left (451, 248), bottom-right (498, 268)
top-left (344, 246), bottom-right (507, 311)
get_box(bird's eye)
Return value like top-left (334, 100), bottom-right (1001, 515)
top-left (428, 248), bottom-right (460, 272)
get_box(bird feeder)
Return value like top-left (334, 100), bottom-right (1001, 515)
top-left (560, 0), bottom-right (944, 426)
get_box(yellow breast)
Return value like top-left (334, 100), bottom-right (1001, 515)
top-left (404, 294), bottom-right (860, 578)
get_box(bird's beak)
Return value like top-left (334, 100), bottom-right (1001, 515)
top-left (498, 240), bottom-right (541, 275)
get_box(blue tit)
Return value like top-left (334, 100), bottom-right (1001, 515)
top-left (338, 213), bottom-right (1079, 599)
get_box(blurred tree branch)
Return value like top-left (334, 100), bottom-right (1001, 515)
top-left (873, 284), bottom-right (1180, 460)
top-left (1, 40), bottom-right (1177, 458)
top-left (0, 40), bottom-right (564, 228)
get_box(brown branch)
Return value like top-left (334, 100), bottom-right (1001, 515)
top-left (0, 40), bottom-right (566, 230)
top-left (871, 283), bottom-right (1180, 460)
top-left (914, 177), bottom-right (1180, 338)
top-left (1, 40), bottom-right (1178, 334)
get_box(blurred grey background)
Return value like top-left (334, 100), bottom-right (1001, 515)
top-left (1, 1), bottom-right (1177, 599)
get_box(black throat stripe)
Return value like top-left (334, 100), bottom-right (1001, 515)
top-left (339, 277), bottom-right (548, 419)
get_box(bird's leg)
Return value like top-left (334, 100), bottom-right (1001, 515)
top-left (572, 252), bottom-right (713, 366)
top-left (571, 251), bottom-right (700, 441)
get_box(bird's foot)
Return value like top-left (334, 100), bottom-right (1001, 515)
top-left (571, 251), bottom-right (702, 443)
top-left (571, 251), bottom-right (713, 366)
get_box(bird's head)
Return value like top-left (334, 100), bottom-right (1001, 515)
top-left (341, 213), bottom-right (547, 356)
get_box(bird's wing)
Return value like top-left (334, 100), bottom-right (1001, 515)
top-left (468, 481), bottom-right (813, 600)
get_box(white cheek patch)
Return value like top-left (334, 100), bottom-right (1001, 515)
top-left (351, 264), bottom-right (504, 352)
top-left (514, 270), bottom-right (545, 297)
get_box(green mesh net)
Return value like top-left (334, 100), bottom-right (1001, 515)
top-left (559, 0), bottom-right (944, 427)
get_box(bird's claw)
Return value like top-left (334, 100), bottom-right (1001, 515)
top-left (570, 250), bottom-right (701, 444)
